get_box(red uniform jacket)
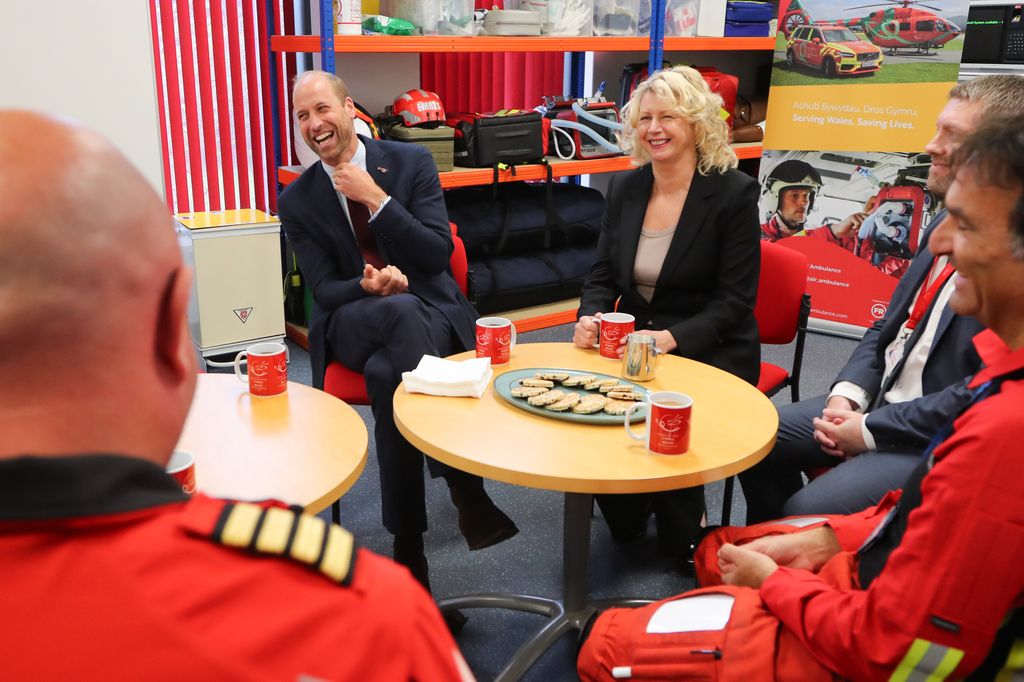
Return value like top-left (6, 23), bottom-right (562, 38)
top-left (0, 455), bottom-right (470, 681)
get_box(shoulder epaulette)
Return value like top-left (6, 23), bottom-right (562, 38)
top-left (203, 501), bottom-right (358, 586)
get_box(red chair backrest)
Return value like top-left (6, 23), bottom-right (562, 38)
top-left (449, 221), bottom-right (469, 296)
top-left (755, 241), bottom-right (808, 345)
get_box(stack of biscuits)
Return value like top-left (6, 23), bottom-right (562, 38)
top-left (509, 372), bottom-right (644, 416)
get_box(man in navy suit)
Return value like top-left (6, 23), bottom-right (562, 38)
top-left (739, 75), bottom-right (1024, 523)
top-left (278, 71), bottom-right (517, 604)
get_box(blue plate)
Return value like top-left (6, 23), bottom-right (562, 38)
top-left (493, 368), bottom-right (648, 425)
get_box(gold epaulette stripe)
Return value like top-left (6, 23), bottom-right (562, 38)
top-left (290, 513), bottom-right (326, 564)
top-left (220, 502), bottom-right (262, 547)
top-left (210, 502), bottom-right (356, 585)
top-left (320, 524), bottom-right (355, 583)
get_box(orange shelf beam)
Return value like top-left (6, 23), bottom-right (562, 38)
top-left (271, 35), bottom-right (775, 54)
top-left (277, 144), bottom-right (763, 188)
top-left (663, 36), bottom-right (775, 51)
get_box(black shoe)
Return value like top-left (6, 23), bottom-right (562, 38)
top-left (443, 608), bottom-right (469, 635)
top-left (447, 475), bottom-right (519, 551)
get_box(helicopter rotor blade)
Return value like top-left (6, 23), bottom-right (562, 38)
top-left (844, 3), bottom-right (896, 10)
top-left (917, 3), bottom-right (945, 9)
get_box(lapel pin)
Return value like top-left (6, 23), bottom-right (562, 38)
top-left (378, 166), bottom-right (388, 174)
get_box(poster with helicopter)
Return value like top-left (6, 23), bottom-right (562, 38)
top-left (758, 149), bottom-right (939, 333)
top-left (763, 0), bottom-right (968, 151)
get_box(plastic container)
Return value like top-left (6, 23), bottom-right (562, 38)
top-left (381, 0), bottom-right (438, 34)
top-left (381, 0), bottom-right (474, 35)
top-left (639, 0), bottom-right (698, 36)
top-left (593, 0), bottom-right (640, 36)
top-left (484, 9), bottom-right (542, 35)
top-left (512, 0), bottom-right (594, 36)
top-left (333, 0), bottom-right (362, 35)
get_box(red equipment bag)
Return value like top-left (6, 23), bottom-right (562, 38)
top-left (618, 62), bottom-right (738, 131)
top-left (577, 585), bottom-right (836, 681)
top-left (692, 66), bottom-right (738, 130)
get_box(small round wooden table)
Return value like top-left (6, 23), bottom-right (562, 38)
top-left (394, 342), bottom-right (777, 681)
top-left (175, 374), bottom-right (368, 516)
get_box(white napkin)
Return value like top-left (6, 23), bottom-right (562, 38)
top-left (401, 355), bottom-right (493, 398)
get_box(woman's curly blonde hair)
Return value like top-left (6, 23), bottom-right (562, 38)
top-left (618, 66), bottom-right (737, 175)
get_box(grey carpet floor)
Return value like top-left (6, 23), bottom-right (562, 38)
top-left (208, 324), bottom-right (857, 681)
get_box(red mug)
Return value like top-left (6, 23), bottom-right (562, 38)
top-left (625, 391), bottom-right (693, 455)
top-left (234, 342), bottom-right (288, 397)
top-left (476, 317), bottom-right (517, 365)
top-left (595, 312), bottom-right (635, 359)
top-left (166, 450), bottom-right (197, 494)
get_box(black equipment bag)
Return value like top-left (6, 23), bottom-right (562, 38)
top-left (618, 60), bottom-right (672, 110)
top-left (446, 111), bottom-right (544, 167)
top-left (444, 180), bottom-right (605, 258)
top-left (468, 243), bottom-right (598, 314)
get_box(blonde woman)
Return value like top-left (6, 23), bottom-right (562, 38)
top-left (573, 66), bottom-right (761, 562)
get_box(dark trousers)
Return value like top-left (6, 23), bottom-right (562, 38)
top-left (738, 394), bottom-right (920, 524)
top-left (596, 487), bottom-right (706, 557)
top-left (327, 293), bottom-right (471, 536)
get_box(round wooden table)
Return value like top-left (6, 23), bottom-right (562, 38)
top-left (394, 342), bottom-right (777, 681)
top-left (175, 374), bottom-right (368, 515)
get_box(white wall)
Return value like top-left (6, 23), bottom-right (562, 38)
top-left (1, 2), bottom-right (165, 198)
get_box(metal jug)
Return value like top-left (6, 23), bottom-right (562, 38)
top-left (621, 333), bottom-right (660, 382)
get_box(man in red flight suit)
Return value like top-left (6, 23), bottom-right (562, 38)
top-left (0, 111), bottom-right (472, 681)
top-left (759, 158), bottom-right (864, 248)
top-left (578, 115), bottom-right (1024, 680)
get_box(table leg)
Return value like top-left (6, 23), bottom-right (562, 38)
top-left (721, 476), bottom-right (735, 526)
top-left (436, 491), bottom-right (652, 682)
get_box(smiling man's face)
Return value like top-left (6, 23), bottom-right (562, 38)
top-left (294, 74), bottom-right (357, 167)
top-left (924, 97), bottom-right (984, 199)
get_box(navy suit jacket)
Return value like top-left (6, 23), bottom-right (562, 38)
top-left (578, 165), bottom-right (761, 384)
top-left (842, 211), bottom-right (984, 447)
top-left (278, 136), bottom-right (477, 387)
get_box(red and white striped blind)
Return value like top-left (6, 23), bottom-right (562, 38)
top-left (150, 1), bottom-right (565, 215)
top-left (421, 52), bottom-right (565, 113)
top-left (149, 0), bottom-right (279, 214)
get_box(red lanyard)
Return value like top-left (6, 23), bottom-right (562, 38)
top-left (906, 258), bottom-right (955, 331)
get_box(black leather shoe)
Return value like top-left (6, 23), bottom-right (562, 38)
top-left (443, 609), bottom-right (469, 635)
top-left (447, 476), bottom-right (519, 551)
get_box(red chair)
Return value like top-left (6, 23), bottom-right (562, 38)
top-left (322, 222), bottom-right (470, 404)
top-left (720, 241), bottom-right (813, 526)
top-left (754, 240), bottom-right (811, 404)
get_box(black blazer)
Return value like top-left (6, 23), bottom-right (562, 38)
top-left (278, 136), bottom-right (477, 387)
top-left (843, 213), bottom-right (985, 447)
top-left (578, 165), bottom-right (761, 384)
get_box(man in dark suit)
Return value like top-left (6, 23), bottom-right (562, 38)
top-left (739, 75), bottom-right (1024, 523)
top-left (278, 71), bottom-right (517, 601)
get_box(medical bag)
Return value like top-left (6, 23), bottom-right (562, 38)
top-left (617, 60), bottom-right (671, 109)
top-left (693, 66), bottom-right (738, 130)
top-left (446, 110), bottom-right (545, 167)
top-left (468, 243), bottom-right (598, 313)
top-left (618, 62), bottom-right (738, 131)
top-left (384, 125), bottom-right (456, 172)
top-left (444, 180), bottom-right (605, 257)
top-left (724, 0), bottom-right (774, 36)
